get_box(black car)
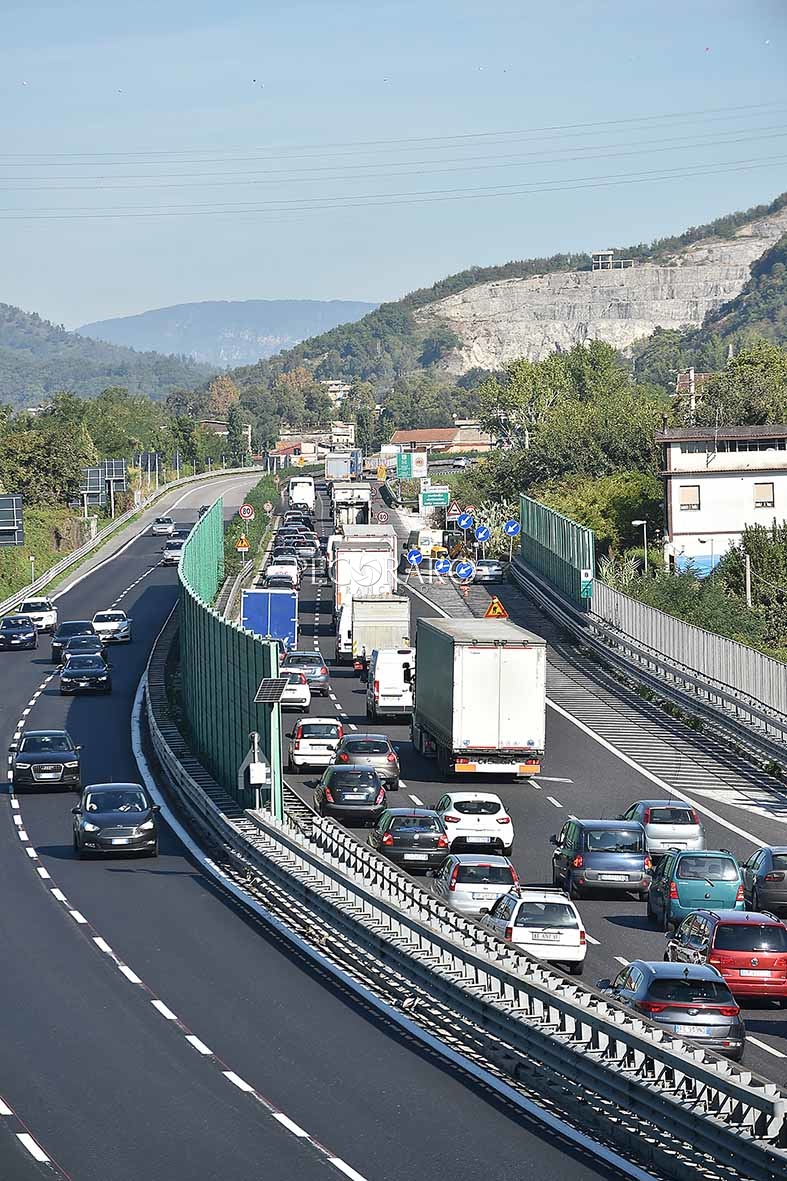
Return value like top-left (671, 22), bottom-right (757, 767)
top-left (59, 653), bottom-right (112, 695)
top-left (367, 807), bottom-right (450, 870)
top-left (0, 615), bottom-right (38, 651)
top-left (72, 782), bottom-right (159, 858)
top-left (198, 504), bottom-right (210, 518)
top-left (61, 634), bottom-right (107, 661)
top-left (51, 620), bottom-right (97, 662)
top-left (10, 729), bottom-right (81, 792)
top-left (314, 765), bottom-right (386, 822)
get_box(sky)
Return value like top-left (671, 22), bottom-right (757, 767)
top-left (1, 0), bottom-right (786, 328)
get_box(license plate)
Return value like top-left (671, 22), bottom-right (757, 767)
top-left (673, 1025), bottom-right (714, 1036)
top-left (79, 681), bottom-right (91, 688)
top-left (739, 969), bottom-right (772, 977)
top-left (472, 892), bottom-right (490, 900)
top-left (343, 793), bottom-right (365, 800)
top-left (531, 931), bottom-right (561, 941)
top-left (111, 838), bottom-right (130, 845)
top-left (404, 853), bottom-right (428, 861)
top-left (600, 873), bottom-right (627, 881)
top-left (466, 836), bottom-right (488, 844)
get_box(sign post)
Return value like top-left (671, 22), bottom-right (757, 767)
top-left (474, 523), bottom-right (490, 560)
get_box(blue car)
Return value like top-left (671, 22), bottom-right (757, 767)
top-left (647, 849), bottom-right (745, 930)
top-left (0, 614), bottom-right (37, 651)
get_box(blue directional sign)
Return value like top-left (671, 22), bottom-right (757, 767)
top-left (457, 512), bottom-right (473, 531)
top-left (434, 557), bottom-right (451, 575)
top-left (455, 560), bottom-right (474, 580)
top-left (504, 519), bottom-right (521, 537)
top-left (407, 548), bottom-right (424, 566)
top-left (475, 524), bottom-right (491, 543)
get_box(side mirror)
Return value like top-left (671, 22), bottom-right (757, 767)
top-left (8, 743), bottom-right (17, 752)
top-left (596, 978), bottom-right (612, 991)
top-left (71, 806), bottom-right (80, 815)
top-left (549, 834), bottom-right (558, 846)
top-left (75, 745), bottom-right (83, 752)
top-left (152, 804), bottom-right (161, 813)
top-left (479, 907), bottom-right (490, 915)
top-left (286, 731), bottom-right (294, 738)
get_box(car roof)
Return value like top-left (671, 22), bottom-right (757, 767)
top-left (384, 807), bottom-right (439, 816)
top-left (693, 909), bottom-right (784, 924)
top-left (630, 960), bottom-right (724, 980)
top-left (633, 799), bottom-right (697, 809)
top-left (340, 733), bottom-right (389, 742)
top-left (444, 791), bottom-right (502, 803)
top-left (326, 762), bottom-right (378, 773)
top-left (58, 619), bottom-right (93, 627)
top-left (83, 782), bottom-right (146, 792)
top-left (763, 846), bottom-right (787, 854)
top-left (448, 854), bottom-right (512, 866)
top-left (514, 888), bottom-right (576, 905)
top-left (670, 849), bottom-right (735, 859)
top-left (285, 651), bottom-right (323, 659)
top-left (24, 728), bottom-right (70, 738)
top-left (576, 819), bottom-right (643, 830)
top-left (297, 716), bottom-right (340, 725)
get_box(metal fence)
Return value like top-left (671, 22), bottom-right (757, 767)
top-left (519, 494), bottom-right (594, 608)
top-left (178, 500), bottom-right (282, 804)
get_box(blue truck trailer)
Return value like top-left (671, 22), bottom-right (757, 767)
top-left (241, 588), bottom-right (298, 651)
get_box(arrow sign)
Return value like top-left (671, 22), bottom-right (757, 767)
top-left (239, 503), bottom-right (255, 521)
top-left (406, 548), bottom-right (424, 566)
top-left (457, 512), bottom-right (473, 531)
top-left (484, 596), bottom-right (509, 619)
top-left (455, 560), bottom-right (474, 580)
top-left (434, 557), bottom-right (451, 576)
top-left (474, 524), bottom-right (491, 543)
top-left (504, 519), bottom-right (521, 537)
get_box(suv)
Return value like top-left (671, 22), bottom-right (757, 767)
top-left (550, 819), bottom-right (651, 900)
top-left (597, 960), bottom-right (745, 1061)
top-left (647, 850), bottom-right (744, 931)
top-left (666, 910), bottom-right (787, 1000)
top-left (18, 598), bottom-right (57, 633)
top-left (618, 799), bottom-right (705, 856)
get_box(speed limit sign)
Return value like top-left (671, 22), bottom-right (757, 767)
top-left (377, 510), bottom-right (389, 523)
top-left (239, 503), bottom-right (255, 521)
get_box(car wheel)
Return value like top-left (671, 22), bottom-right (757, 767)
top-left (568, 962), bottom-right (584, 976)
top-left (147, 842), bottom-right (159, 858)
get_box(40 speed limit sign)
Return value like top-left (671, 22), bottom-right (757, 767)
top-left (239, 503), bottom-right (255, 521)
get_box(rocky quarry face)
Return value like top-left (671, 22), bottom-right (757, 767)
top-left (416, 205), bottom-right (787, 373)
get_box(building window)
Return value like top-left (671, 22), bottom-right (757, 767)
top-left (678, 484), bottom-right (701, 511)
top-left (754, 481), bottom-right (775, 508)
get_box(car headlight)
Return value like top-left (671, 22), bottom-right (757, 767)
top-left (83, 822), bottom-right (100, 833)
top-left (138, 819), bottom-right (155, 831)
top-left (64, 761), bottom-right (79, 769)
top-left (96, 676), bottom-right (108, 682)
top-left (14, 762), bottom-right (30, 770)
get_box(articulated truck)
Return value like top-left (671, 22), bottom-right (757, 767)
top-left (411, 617), bottom-right (546, 777)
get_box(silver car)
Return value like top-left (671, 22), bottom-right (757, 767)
top-left (472, 559), bottom-right (505, 583)
top-left (162, 539), bottom-right (185, 566)
top-left (92, 610), bottom-right (132, 643)
top-left (332, 733), bottom-right (400, 789)
top-left (429, 853), bottom-right (519, 916)
top-left (152, 516), bottom-right (176, 536)
top-left (619, 799), bottom-right (705, 856)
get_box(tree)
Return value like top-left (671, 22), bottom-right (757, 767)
top-left (205, 374), bottom-right (240, 417)
top-left (694, 340), bottom-right (787, 426)
top-left (226, 402), bottom-right (247, 462)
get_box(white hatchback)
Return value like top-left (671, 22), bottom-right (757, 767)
top-left (152, 516), bottom-right (176, 536)
top-left (18, 598), bottom-right (58, 633)
top-left (281, 670), bottom-right (311, 712)
top-left (287, 717), bottom-right (343, 771)
top-left (434, 791), bottom-right (514, 855)
top-left (479, 888), bottom-right (586, 973)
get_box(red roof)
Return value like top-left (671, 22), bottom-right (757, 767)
top-left (389, 428), bottom-right (457, 445)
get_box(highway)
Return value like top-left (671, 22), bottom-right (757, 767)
top-left (282, 483), bottom-right (787, 1083)
top-left (0, 474), bottom-right (629, 1180)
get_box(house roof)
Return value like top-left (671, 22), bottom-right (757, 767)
top-left (390, 428), bottom-right (457, 445)
top-left (658, 425), bottom-right (787, 442)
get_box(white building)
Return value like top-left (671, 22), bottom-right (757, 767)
top-left (659, 425), bottom-right (787, 574)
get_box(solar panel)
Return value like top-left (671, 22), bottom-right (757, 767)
top-left (0, 495), bottom-right (24, 546)
top-left (100, 459), bottom-right (127, 490)
top-left (254, 678), bottom-right (289, 704)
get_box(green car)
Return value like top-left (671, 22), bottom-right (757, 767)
top-left (647, 849), bottom-right (744, 930)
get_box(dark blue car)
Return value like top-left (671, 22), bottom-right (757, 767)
top-left (0, 614), bottom-right (38, 651)
top-left (551, 818), bottom-right (652, 899)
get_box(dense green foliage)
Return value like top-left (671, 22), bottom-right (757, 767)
top-left (223, 473), bottom-right (279, 582)
top-left (529, 472), bottom-right (663, 553)
top-left (0, 303), bottom-right (212, 406)
top-left (0, 506), bottom-right (87, 599)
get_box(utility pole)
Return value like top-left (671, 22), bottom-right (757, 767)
top-left (745, 553), bottom-right (752, 608)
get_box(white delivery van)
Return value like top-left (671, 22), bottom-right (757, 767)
top-left (335, 603), bottom-right (353, 664)
top-left (288, 476), bottom-right (316, 512)
top-left (366, 647), bottom-right (416, 720)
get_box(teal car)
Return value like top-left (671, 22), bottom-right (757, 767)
top-left (647, 849), bottom-right (744, 930)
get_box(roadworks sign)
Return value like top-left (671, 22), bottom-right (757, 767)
top-left (484, 596), bottom-right (509, 620)
top-left (235, 533), bottom-right (251, 553)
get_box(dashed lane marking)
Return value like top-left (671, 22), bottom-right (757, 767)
top-left (749, 1035), bottom-right (786, 1058)
top-left (119, 965), bottom-right (142, 984)
top-left (614, 957), bottom-right (629, 966)
top-left (50, 888), bottom-right (67, 902)
top-left (408, 793), bottom-right (424, 806)
top-left (151, 999), bottom-right (178, 1021)
top-left (274, 1112), bottom-right (308, 1137)
top-left (16, 1133), bottom-right (50, 1164)
top-left (24, 847), bottom-right (37, 859)
top-left (328, 1158), bottom-right (369, 1181)
top-left (69, 910), bottom-right (87, 924)
top-left (223, 1070), bottom-right (254, 1093)
top-left (186, 1034), bottom-right (213, 1056)
top-left (93, 937), bottom-right (113, 955)
top-left (35, 866), bottom-right (50, 880)
top-left (546, 796), bottom-right (563, 809)
top-left (585, 933), bottom-right (600, 946)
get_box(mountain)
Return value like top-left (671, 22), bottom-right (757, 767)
top-left (223, 192), bottom-right (787, 394)
top-left (79, 299), bottom-right (378, 368)
top-left (0, 303), bottom-right (213, 406)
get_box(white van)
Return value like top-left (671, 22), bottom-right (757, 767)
top-left (288, 476), bottom-right (316, 512)
top-left (335, 602), bottom-right (353, 664)
top-left (366, 648), bottom-right (415, 720)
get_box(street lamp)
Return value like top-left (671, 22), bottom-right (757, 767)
top-left (632, 519), bottom-right (648, 575)
top-left (697, 536), bottom-right (714, 575)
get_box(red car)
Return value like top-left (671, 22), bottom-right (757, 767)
top-left (666, 909), bottom-right (787, 1000)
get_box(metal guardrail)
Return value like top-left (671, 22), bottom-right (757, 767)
top-left (143, 608), bottom-right (787, 1181)
top-left (0, 464), bottom-right (256, 615)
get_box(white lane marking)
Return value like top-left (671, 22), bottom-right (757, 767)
top-left (329, 1159), bottom-right (369, 1181)
top-left (93, 937), bottom-right (113, 954)
top-left (151, 999), bottom-right (178, 1021)
top-left (0, 1098), bottom-right (13, 1116)
top-left (16, 1133), bottom-right (49, 1163)
top-left (69, 910), bottom-right (87, 924)
top-left (35, 866), bottom-right (50, 880)
top-left (17, 829), bottom-right (28, 841)
top-left (347, 723), bottom-right (358, 731)
top-left (748, 1035), bottom-right (786, 1058)
top-left (546, 796), bottom-right (562, 809)
top-left (25, 847), bottom-right (37, 859)
top-left (51, 888), bottom-right (67, 902)
top-left (10, 798), bottom-right (19, 809)
top-left (186, 1034), bottom-right (213, 1056)
top-left (119, 964), bottom-right (142, 984)
top-left (223, 1070), bottom-right (254, 1093)
top-left (273, 1112), bottom-right (309, 1136)
top-left (530, 779), bottom-right (543, 790)
top-left (585, 933), bottom-right (600, 946)
top-left (614, 956), bottom-right (629, 966)
top-left (21, 709), bottom-right (30, 717)
top-left (546, 698), bottom-right (768, 850)
top-left (537, 776), bottom-right (574, 783)
top-left (408, 793), bottom-right (424, 805)
top-left (12, 814), bottom-right (21, 826)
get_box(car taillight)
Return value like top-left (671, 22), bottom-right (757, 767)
top-left (643, 808), bottom-right (651, 824)
top-left (375, 788), bottom-right (386, 804)
top-left (735, 884), bottom-right (744, 903)
top-left (337, 753), bottom-right (350, 762)
top-left (300, 673), bottom-right (308, 684)
top-left (638, 1000), bottom-right (667, 1014)
top-left (644, 856), bottom-right (653, 871)
top-left (504, 925), bottom-right (513, 941)
top-left (509, 868), bottom-right (519, 886)
top-left (496, 816), bottom-right (511, 825)
top-left (295, 725), bottom-right (303, 741)
top-left (437, 834), bottom-right (449, 849)
top-left (444, 814), bottom-right (460, 824)
top-left (690, 810), bottom-right (700, 824)
top-left (765, 872), bottom-right (785, 882)
top-left (579, 930), bottom-right (586, 945)
top-left (336, 725), bottom-right (344, 740)
top-left (319, 667), bottom-right (328, 676)
top-left (323, 786), bottom-right (334, 802)
top-left (353, 660), bottom-right (363, 671)
top-left (386, 752), bottom-right (397, 763)
top-left (374, 680), bottom-right (379, 699)
top-left (382, 832), bottom-right (394, 846)
top-left (572, 855), bottom-right (583, 869)
top-left (719, 1006), bottom-right (740, 1017)
top-left (669, 881), bottom-right (679, 899)
top-left (448, 866), bottom-right (460, 892)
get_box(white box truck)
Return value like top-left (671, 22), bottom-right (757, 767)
top-left (351, 595), bottom-right (411, 671)
top-left (288, 475), bottom-right (316, 512)
top-left (332, 481), bottom-right (372, 527)
top-left (411, 617), bottom-right (546, 777)
top-left (332, 537), bottom-right (397, 619)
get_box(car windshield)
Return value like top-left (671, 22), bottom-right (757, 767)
top-left (165, 541), bottom-right (183, 550)
top-left (20, 734), bottom-right (72, 753)
top-left (20, 601), bottom-right (50, 613)
top-left (677, 856), bottom-right (738, 881)
top-left (284, 655), bottom-right (317, 666)
top-left (648, 978), bottom-right (732, 1004)
top-left (94, 613), bottom-right (124, 623)
top-left (648, 807), bottom-right (696, 825)
top-left (453, 800), bottom-right (501, 816)
top-left (391, 816), bottom-right (440, 833)
top-left (155, 518), bottom-right (172, 525)
top-left (515, 901), bottom-right (579, 928)
top-left (585, 829), bottom-right (643, 853)
top-left (714, 924), bottom-right (787, 952)
top-left (330, 770), bottom-right (377, 787)
top-left (456, 864), bottom-right (515, 885)
top-left (344, 740), bottom-right (390, 755)
top-left (64, 656), bottom-right (104, 671)
top-left (300, 723), bottom-right (340, 739)
top-left (2, 617), bottom-right (31, 628)
top-left (58, 623), bottom-right (92, 636)
top-left (85, 789), bottom-right (147, 813)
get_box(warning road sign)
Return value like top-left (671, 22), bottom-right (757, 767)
top-left (235, 533), bottom-right (250, 553)
top-left (446, 500), bottom-right (462, 521)
top-left (484, 596), bottom-right (509, 620)
top-left (239, 503), bottom-right (255, 521)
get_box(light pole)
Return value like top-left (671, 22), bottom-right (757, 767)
top-left (632, 519), bottom-right (648, 575)
top-left (697, 536), bottom-right (715, 575)
top-left (29, 555), bottom-right (35, 585)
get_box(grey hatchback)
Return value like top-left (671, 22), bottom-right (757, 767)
top-left (332, 733), bottom-right (400, 789)
top-left (551, 819), bottom-right (652, 899)
top-left (597, 960), bottom-right (745, 1061)
top-left (282, 650), bottom-right (330, 696)
top-left (741, 846), bottom-right (787, 915)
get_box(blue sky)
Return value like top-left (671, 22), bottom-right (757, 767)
top-left (1, 0), bottom-right (786, 327)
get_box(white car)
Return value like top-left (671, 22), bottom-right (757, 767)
top-left (287, 717), bottom-right (343, 771)
top-left (264, 563), bottom-right (297, 588)
top-left (434, 791), bottom-right (514, 855)
top-left (429, 854), bottom-right (519, 916)
top-left (267, 558), bottom-right (300, 587)
top-left (152, 516), bottom-right (176, 537)
top-left (92, 610), bottom-right (133, 643)
top-left (281, 670), bottom-right (311, 712)
top-left (18, 598), bottom-right (57, 633)
top-left (479, 888), bottom-right (586, 973)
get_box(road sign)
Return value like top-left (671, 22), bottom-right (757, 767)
top-left (376, 464), bottom-right (387, 482)
top-left (446, 500), bottom-right (462, 521)
top-left (457, 512), bottom-right (473, 531)
top-left (377, 510), bottom-right (389, 523)
top-left (580, 567), bottom-right (594, 599)
top-left (434, 557), bottom-right (451, 576)
top-left (455, 560), bottom-right (474, 580)
top-left (263, 501), bottom-right (273, 513)
top-left (406, 548), bottom-right (423, 566)
top-left (504, 519), bottom-right (521, 537)
top-left (474, 524), bottom-right (491, 543)
top-left (465, 504), bottom-right (477, 514)
top-left (239, 503), bottom-right (255, 521)
top-left (484, 596), bottom-right (509, 620)
top-left (235, 533), bottom-right (250, 553)
top-left (420, 487), bottom-right (450, 509)
top-left (397, 452), bottom-right (427, 479)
